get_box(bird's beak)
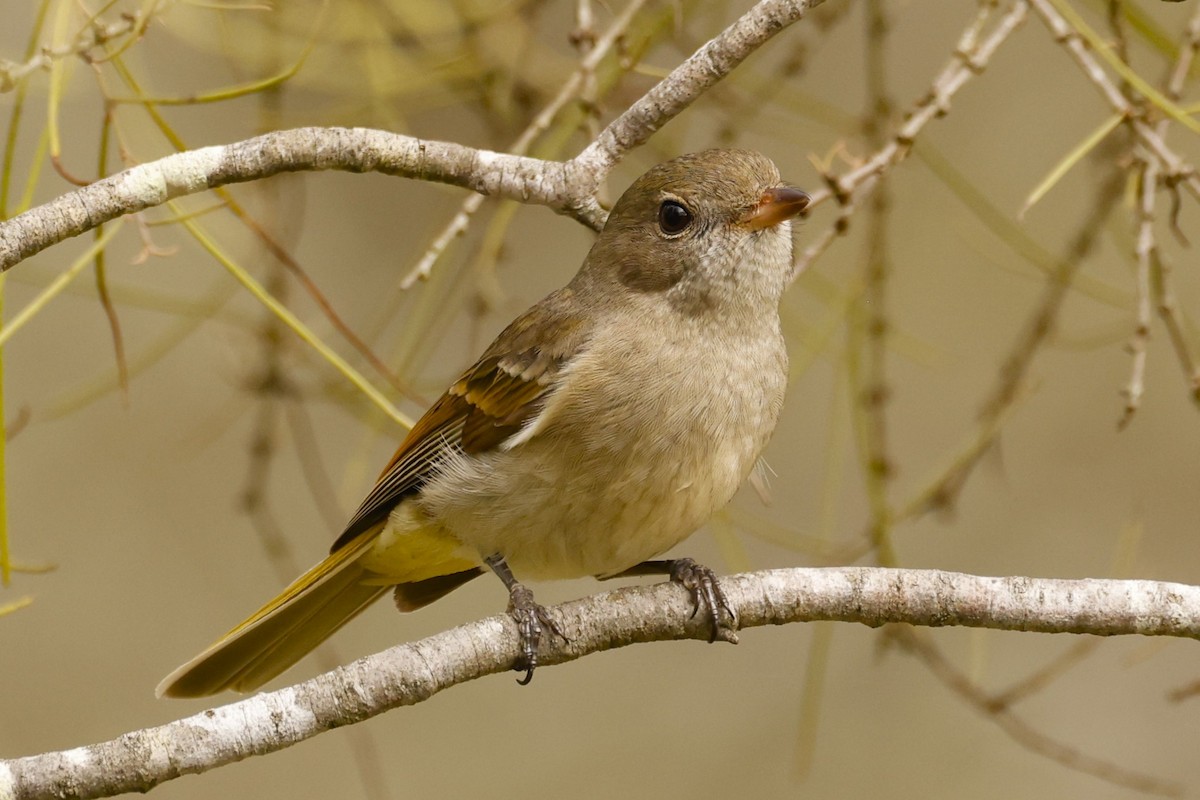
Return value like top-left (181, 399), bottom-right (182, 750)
top-left (739, 186), bottom-right (810, 231)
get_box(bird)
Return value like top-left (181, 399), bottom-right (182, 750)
top-left (157, 148), bottom-right (809, 698)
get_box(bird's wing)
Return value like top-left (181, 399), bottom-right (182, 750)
top-left (330, 286), bottom-right (592, 552)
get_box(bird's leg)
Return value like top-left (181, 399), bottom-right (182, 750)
top-left (602, 558), bottom-right (738, 643)
top-left (484, 554), bottom-right (567, 685)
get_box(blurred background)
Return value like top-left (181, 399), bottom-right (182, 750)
top-left (2, 1), bottom-right (1200, 797)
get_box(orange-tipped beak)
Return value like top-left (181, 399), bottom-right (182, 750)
top-left (740, 186), bottom-right (810, 231)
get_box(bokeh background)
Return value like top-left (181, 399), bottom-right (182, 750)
top-left (3, 1), bottom-right (1200, 798)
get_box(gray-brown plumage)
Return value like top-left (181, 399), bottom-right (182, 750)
top-left (158, 149), bottom-right (808, 698)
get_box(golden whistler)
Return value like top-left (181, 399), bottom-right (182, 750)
top-left (159, 150), bottom-right (809, 698)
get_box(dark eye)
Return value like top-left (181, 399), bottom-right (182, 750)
top-left (657, 200), bottom-right (693, 235)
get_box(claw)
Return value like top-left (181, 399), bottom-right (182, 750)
top-left (507, 583), bottom-right (567, 684)
top-left (668, 558), bottom-right (738, 643)
top-left (486, 554), bottom-right (569, 684)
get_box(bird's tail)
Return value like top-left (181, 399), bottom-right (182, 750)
top-left (157, 530), bottom-right (387, 698)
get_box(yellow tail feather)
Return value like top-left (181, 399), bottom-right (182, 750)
top-left (157, 530), bottom-right (384, 698)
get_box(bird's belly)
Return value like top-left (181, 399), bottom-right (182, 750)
top-left (416, 387), bottom-right (779, 579)
top-left (360, 389), bottom-right (774, 583)
top-left (419, 447), bottom-right (742, 579)
top-left (410, 314), bottom-right (787, 582)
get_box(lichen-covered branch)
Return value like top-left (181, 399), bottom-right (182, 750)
top-left (0, 129), bottom-right (582, 271)
top-left (0, 0), bottom-right (824, 277)
top-left (3, 566), bottom-right (1199, 800)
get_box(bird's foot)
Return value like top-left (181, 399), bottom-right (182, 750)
top-left (506, 582), bottom-right (568, 685)
top-left (668, 558), bottom-right (738, 644)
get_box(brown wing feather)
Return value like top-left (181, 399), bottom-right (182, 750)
top-left (459, 356), bottom-right (553, 453)
top-left (330, 286), bottom-right (592, 553)
top-left (160, 289), bottom-right (595, 696)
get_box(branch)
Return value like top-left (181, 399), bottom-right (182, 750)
top-left (398, 0), bottom-right (652, 289)
top-left (1027, 0), bottom-right (1200, 199)
top-left (0, 129), bottom-right (583, 272)
top-left (0, 0), bottom-right (825, 277)
top-left (573, 0), bottom-right (823, 180)
top-left (3, 566), bottom-right (1199, 800)
top-left (793, 0), bottom-right (1028, 275)
top-left (1121, 154), bottom-right (1158, 428)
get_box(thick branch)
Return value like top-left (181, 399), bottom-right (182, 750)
top-left (2, 566), bottom-right (1198, 800)
top-left (0, 0), bottom-right (825, 276)
top-left (0, 129), bottom-right (581, 271)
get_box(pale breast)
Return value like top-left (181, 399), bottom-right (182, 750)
top-left (416, 315), bottom-right (788, 580)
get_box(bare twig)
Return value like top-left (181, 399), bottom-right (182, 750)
top-left (1113, 1), bottom-right (1200, 426)
top-left (791, 1), bottom-right (1040, 526)
top-left (0, 0), bottom-right (825, 277)
top-left (398, 0), bottom-right (651, 289)
top-left (1168, 676), bottom-right (1200, 703)
top-left (0, 3), bottom-right (159, 92)
top-left (1026, 0), bottom-right (1200, 200)
top-left (989, 638), bottom-right (1102, 710)
top-left (1165, 7), bottom-right (1200, 103)
top-left (1152, 250), bottom-right (1200, 403)
top-left (3, 566), bottom-right (1200, 800)
top-left (921, 165), bottom-right (1126, 516)
top-left (793, 0), bottom-right (1028, 276)
top-left (571, 0), bottom-right (604, 145)
top-left (573, 0), bottom-right (823, 182)
top-left (1148, 6), bottom-right (1200, 406)
top-left (896, 629), bottom-right (1183, 797)
top-left (855, 0), bottom-right (897, 566)
top-left (1120, 155), bottom-right (1158, 428)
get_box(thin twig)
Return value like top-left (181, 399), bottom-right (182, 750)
top-left (398, 0), bottom-right (650, 289)
top-left (1120, 155), bottom-right (1157, 428)
top-left (1112, 0), bottom-right (1200, 426)
top-left (1151, 250), bottom-right (1200, 404)
top-left (1026, 0), bottom-right (1200, 200)
top-left (1147, 6), bottom-right (1200, 406)
top-left (792, 0), bottom-right (1028, 276)
top-left (929, 165), bottom-right (1127, 514)
top-left (1165, 7), bottom-right (1200, 102)
top-left (895, 629), bottom-right (1182, 797)
top-left (988, 638), bottom-right (1102, 710)
top-left (855, 0), bottom-right (897, 566)
top-left (573, 0), bottom-right (823, 183)
top-left (0, 3), bottom-right (160, 92)
top-left (571, 0), bottom-right (604, 147)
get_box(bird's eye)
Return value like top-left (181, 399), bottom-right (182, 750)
top-left (657, 200), bottom-right (693, 235)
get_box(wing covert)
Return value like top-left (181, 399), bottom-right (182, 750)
top-left (329, 286), bottom-right (592, 553)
